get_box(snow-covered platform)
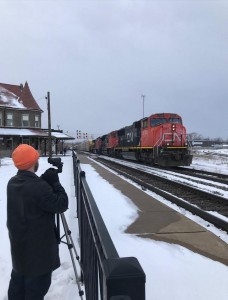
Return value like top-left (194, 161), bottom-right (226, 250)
top-left (78, 153), bottom-right (228, 266)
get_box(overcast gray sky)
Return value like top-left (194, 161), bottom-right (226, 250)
top-left (1, 0), bottom-right (228, 139)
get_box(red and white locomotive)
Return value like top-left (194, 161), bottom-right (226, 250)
top-left (93, 113), bottom-right (192, 167)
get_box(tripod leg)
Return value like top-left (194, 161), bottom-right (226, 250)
top-left (60, 213), bottom-right (84, 298)
top-left (60, 213), bottom-right (81, 263)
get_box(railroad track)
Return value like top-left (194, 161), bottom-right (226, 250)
top-left (93, 156), bottom-right (228, 233)
top-left (170, 167), bottom-right (228, 184)
top-left (123, 160), bottom-right (228, 184)
top-left (90, 152), bottom-right (228, 184)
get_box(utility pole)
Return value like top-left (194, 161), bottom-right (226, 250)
top-left (46, 91), bottom-right (52, 158)
top-left (141, 94), bottom-right (145, 118)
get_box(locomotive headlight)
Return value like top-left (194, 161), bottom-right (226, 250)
top-left (172, 124), bottom-right (176, 131)
top-left (166, 142), bottom-right (170, 146)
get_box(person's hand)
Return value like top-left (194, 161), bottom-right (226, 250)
top-left (41, 168), bottom-right (59, 185)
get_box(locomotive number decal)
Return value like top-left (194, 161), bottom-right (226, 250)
top-left (127, 132), bottom-right (133, 142)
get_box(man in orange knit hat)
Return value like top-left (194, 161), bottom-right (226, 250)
top-left (7, 144), bottom-right (68, 300)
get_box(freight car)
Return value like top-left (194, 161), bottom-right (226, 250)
top-left (76, 140), bottom-right (94, 152)
top-left (93, 113), bottom-right (192, 167)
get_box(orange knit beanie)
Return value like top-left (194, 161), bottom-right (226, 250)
top-left (12, 144), bottom-right (40, 170)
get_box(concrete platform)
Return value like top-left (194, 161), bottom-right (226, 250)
top-left (78, 154), bottom-right (228, 266)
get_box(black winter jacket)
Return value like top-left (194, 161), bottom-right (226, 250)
top-left (7, 170), bottom-right (68, 276)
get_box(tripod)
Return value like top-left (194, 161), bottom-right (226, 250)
top-left (56, 213), bottom-right (84, 299)
top-left (47, 157), bottom-right (84, 297)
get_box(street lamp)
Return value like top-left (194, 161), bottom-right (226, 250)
top-left (45, 91), bottom-right (52, 158)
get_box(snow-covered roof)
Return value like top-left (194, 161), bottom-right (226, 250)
top-left (0, 86), bottom-right (25, 108)
top-left (0, 82), bottom-right (42, 111)
top-left (0, 128), bottom-right (75, 140)
top-left (0, 128), bottom-right (48, 137)
top-left (49, 131), bottom-right (75, 140)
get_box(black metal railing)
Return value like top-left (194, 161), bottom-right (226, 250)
top-left (72, 151), bottom-right (146, 300)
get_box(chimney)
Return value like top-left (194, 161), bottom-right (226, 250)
top-left (20, 83), bottom-right (23, 91)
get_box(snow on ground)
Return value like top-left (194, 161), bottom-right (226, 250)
top-left (191, 148), bottom-right (228, 174)
top-left (0, 149), bottom-right (228, 300)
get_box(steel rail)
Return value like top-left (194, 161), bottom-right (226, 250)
top-left (94, 157), bottom-right (228, 233)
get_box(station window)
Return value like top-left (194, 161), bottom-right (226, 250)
top-left (35, 115), bottom-right (39, 127)
top-left (0, 111), bottom-right (2, 126)
top-left (22, 114), bottom-right (29, 127)
top-left (6, 113), bottom-right (13, 126)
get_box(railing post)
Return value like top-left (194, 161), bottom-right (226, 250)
top-left (77, 169), bottom-right (85, 227)
top-left (103, 257), bottom-right (146, 300)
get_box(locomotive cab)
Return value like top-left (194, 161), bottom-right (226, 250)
top-left (141, 113), bottom-right (192, 166)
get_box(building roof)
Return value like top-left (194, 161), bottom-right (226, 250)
top-left (0, 128), bottom-right (48, 137)
top-left (50, 131), bottom-right (75, 140)
top-left (0, 82), bottom-right (42, 111)
top-left (0, 128), bottom-right (75, 140)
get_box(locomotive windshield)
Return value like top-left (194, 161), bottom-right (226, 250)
top-left (151, 118), bottom-right (182, 127)
top-left (150, 118), bottom-right (167, 127)
top-left (169, 118), bottom-right (182, 124)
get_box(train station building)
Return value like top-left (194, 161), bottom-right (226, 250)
top-left (0, 82), bottom-right (74, 157)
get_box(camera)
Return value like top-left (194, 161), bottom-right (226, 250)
top-left (48, 157), bottom-right (63, 173)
